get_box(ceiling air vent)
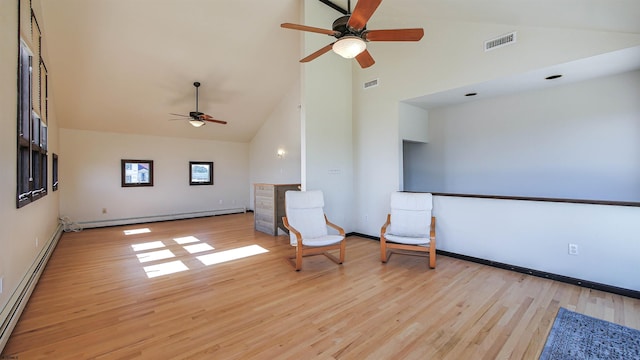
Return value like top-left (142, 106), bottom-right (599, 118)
top-left (484, 32), bottom-right (517, 51)
top-left (363, 78), bottom-right (379, 89)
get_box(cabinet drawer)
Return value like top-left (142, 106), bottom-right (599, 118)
top-left (254, 211), bottom-right (274, 223)
top-left (255, 196), bottom-right (274, 210)
top-left (255, 221), bottom-right (275, 235)
top-left (255, 186), bottom-right (274, 197)
top-left (254, 184), bottom-right (300, 236)
top-left (255, 184), bottom-right (274, 190)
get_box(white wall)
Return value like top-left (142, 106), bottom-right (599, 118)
top-left (349, 19), bottom-right (640, 290)
top-left (434, 195), bottom-right (640, 291)
top-left (353, 19), bottom-right (640, 237)
top-left (407, 70), bottom-right (640, 202)
top-left (301, 0), bottom-right (354, 231)
top-left (0, 0), bottom-right (60, 334)
top-left (399, 103), bottom-right (428, 143)
top-left (398, 103), bottom-right (429, 190)
top-left (399, 69), bottom-right (640, 291)
top-left (248, 82), bottom-right (302, 210)
top-left (403, 141), bottom-right (437, 193)
top-left (59, 129), bottom-right (249, 227)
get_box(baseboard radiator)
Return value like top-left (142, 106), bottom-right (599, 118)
top-left (78, 207), bottom-right (247, 228)
top-left (0, 224), bottom-right (63, 352)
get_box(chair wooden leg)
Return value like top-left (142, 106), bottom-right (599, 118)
top-left (323, 251), bottom-right (343, 265)
top-left (339, 240), bottom-right (345, 264)
top-left (380, 238), bottom-right (388, 263)
top-left (429, 242), bottom-right (436, 269)
top-left (295, 247), bottom-right (302, 271)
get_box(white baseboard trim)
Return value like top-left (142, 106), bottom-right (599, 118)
top-left (0, 224), bottom-right (63, 352)
top-left (78, 207), bottom-right (247, 228)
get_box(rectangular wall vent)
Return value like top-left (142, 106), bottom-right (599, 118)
top-left (363, 78), bottom-right (379, 89)
top-left (484, 32), bottom-right (517, 51)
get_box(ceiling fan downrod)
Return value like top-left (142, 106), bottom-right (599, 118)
top-left (194, 82), bottom-right (200, 113)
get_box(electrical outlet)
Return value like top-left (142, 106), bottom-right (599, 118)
top-left (568, 243), bottom-right (579, 255)
top-left (0, 277), bottom-right (3, 294)
top-left (219, 200), bottom-right (223, 204)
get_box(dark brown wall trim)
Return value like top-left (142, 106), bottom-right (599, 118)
top-left (429, 192), bottom-right (640, 208)
top-left (348, 233), bottom-right (640, 300)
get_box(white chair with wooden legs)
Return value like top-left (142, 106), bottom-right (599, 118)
top-left (282, 190), bottom-right (346, 271)
top-left (380, 192), bottom-right (436, 269)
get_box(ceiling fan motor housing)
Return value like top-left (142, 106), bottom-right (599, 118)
top-left (332, 15), bottom-right (365, 38)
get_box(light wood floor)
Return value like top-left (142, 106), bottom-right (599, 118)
top-left (3, 213), bottom-right (639, 359)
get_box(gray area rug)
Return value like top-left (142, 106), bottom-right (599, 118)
top-left (540, 307), bottom-right (640, 360)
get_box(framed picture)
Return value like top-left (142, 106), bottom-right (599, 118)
top-left (121, 159), bottom-right (154, 187)
top-left (189, 161), bottom-right (213, 185)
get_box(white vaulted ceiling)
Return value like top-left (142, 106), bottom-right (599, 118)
top-left (36, 0), bottom-right (640, 141)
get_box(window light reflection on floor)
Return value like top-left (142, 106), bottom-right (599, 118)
top-left (197, 244), bottom-right (268, 266)
top-left (183, 243), bottom-right (214, 254)
top-left (124, 228), bottom-right (151, 235)
top-left (173, 236), bottom-right (201, 244)
top-left (131, 241), bottom-right (165, 252)
top-left (136, 249), bottom-right (175, 263)
top-left (143, 260), bottom-right (189, 278)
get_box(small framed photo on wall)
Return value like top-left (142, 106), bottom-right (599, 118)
top-left (121, 159), bottom-right (154, 187)
top-left (189, 161), bottom-right (213, 185)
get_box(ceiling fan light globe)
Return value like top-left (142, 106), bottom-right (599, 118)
top-left (189, 119), bottom-right (205, 127)
top-left (332, 37), bottom-right (366, 58)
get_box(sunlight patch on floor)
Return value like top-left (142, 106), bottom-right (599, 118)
top-left (174, 236), bottom-right (200, 244)
top-left (124, 228), bottom-right (151, 235)
top-left (143, 260), bottom-right (189, 278)
top-left (130, 233), bottom-right (269, 278)
top-left (136, 249), bottom-right (175, 263)
top-left (197, 245), bottom-right (268, 266)
top-left (131, 241), bottom-right (165, 252)
top-left (183, 243), bottom-right (214, 254)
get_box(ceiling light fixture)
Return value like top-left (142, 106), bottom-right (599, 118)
top-left (332, 36), bottom-right (366, 58)
top-left (189, 119), bottom-right (205, 128)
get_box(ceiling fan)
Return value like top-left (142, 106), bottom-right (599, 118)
top-left (170, 82), bottom-right (227, 127)
top-left (281, 0), bottom-right (424, 68)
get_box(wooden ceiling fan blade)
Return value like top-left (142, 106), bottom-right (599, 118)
top-left (201, 114), bottom-right (227, 125)
top-left (281, 23), bottom-right (337, 36)
top-left (347, 0), bottom-right (382, 31)
top-left (355, 49), bottom-right (375, 68)
top-left (203, 119), bottom-right (228, 125)
top-left (300, 43), bottom-right (335, 63)
top-left (364, 28), bottom-right (424, 41)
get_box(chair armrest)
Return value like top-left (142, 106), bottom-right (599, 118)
top-left (430, 216), bottom-right (436, 241)
top-left (282, 217), bottom-right (303, 246)
top-left (324, 214), bottom-right (346, 236)
top-left (380, 214), bottom-right (391, 236)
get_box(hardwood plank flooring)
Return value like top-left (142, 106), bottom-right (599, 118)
top-left (2, 213), bottom-right (639, 359)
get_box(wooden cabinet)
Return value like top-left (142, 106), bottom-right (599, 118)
top-left (254, 183), bottom-right (300, 235)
